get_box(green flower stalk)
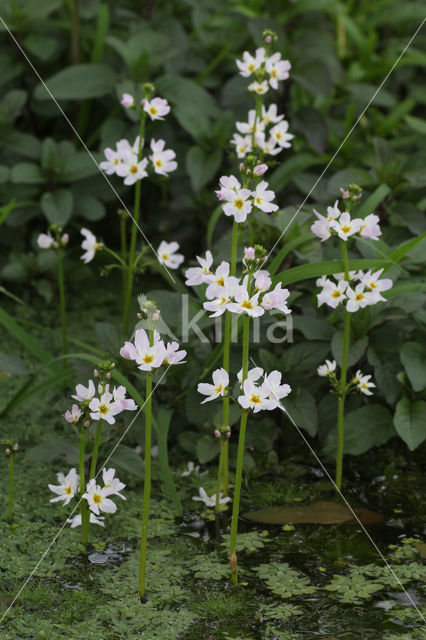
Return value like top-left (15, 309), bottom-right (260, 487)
top-left (3, 442), bottom-right (18, 522)
top-left (139, 342), bottom-right (153, 601)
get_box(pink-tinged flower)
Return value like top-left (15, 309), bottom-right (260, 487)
top-left (270, 120), bottom-right (294, 148)
top-left (102, 468), bottom-right (126, 500)
top-left (330, 212), bottom-right (362, 241)
top-left (72, 379), bottom-right (96, 403)
top-left (252, 180), bottom-right (278, 213)
top-left (257, 136), bottom-right (281, 156)
top-left (112, 386), bottom-right (138, 412)
top-left (345, 283), bottom-right (370, 312)
top-left (185, 250), bottom-right (214, 286)
top-left (238, 379), bottom-right (275, 413)
top-left (254, 270), bottom-right (272, 292)
top-left (253, 163), bottom-right (268, 177)
top-left (261, 104), bottom-right (284, 126)
top-left (261, 283), bottom-right (291, 314)
top-left (80, 228), bottom-right (100, 264)
top-left (89, 392), bottom-right (123, 425)
top-left (99, 147), bottom-right (123, 175)
top-left (157, 240), bottom-right (184, 269)
top-left (317, 279), bottom-right (348, 309)
top-left (248, 80), bottom-right (269, 95)
top-left (265, 54), bottom-right (291, 89)
top-left (115, 152), bottom-right (148, 185)
top-left (222, 188), bottom-right (253, 223)
top-left (261, 371), bottom-right (291, 408)
top-left (353, 370), bottom-right (375, 396)
top-left (83, 478), bottom-right (117, 516)
top-left (61, 233), bottom-right (69, 246)
top-left (236, 48), bottom-right (265, 77)
top-left (143, 97), bottom-right (170, 120)
top-left (227, 286), bottom-right (264, 317)
top-left (197, 368), bottom-right (229, 404)
top-left (64, 404), bottom-right (83, 424)
top-left (360, 214), bottom-right (381, 240)
top-left (48, 468), bottom-right (79, 505)
top-left (230, 133), bottom-right (252, 158)
top-left (215, 174), bottom-right (241, 200)
top-left (121, 93), bottom-right (135, 108)
top-left (150, 138), bottom-right (177, 176)
top-left (361, 268), bottom-right (392, 302)
top-left (120, 329), bottom-right (165, 372)
top-left (37, 232), bottom-right (55, 249)
top-left (162, 341), bottom-right (187, 366)
top-left (244, 246), bottom-right (256, 261)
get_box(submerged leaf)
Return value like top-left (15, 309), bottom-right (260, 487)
top-left (243, 501), bottom-right (384, 525)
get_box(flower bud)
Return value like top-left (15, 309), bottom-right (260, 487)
top-left (106, 372), bottom-right (111, 380)
top-left (5, 448), bottom-right (11, 456)
top-left (244, 246), bottom-right (255, 260)
top-left (214, 429), bottom-right (221, 439)
top-left (12, 443), bottom-right (19, 451)
top-left (61, 233), bottom-right (69, 246)
top-left (253, 164), bottom-right (268, 177)
top-left (94, 369), bottom-right (99, 378)
top-left (265, 35), bottom-right (272, 43)
top-left (121, 93), bottom-right (135, 109)
top-left (84, 420), bottom-right (91, 428)
top-left (226, 430), bottom-right (231, 438)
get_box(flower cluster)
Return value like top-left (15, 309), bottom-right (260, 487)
top-left (232, 104), bottom-right (293, 159)
top-left (316, 269), bottom-right (392, 312)
top-left (100, 136), bottom-right (177, 184)
top-left (120, 328), bottom-right (186, 371)
top-left (311, 200), bottom-right (381, 243)
top-left (236, 46), bottom-right (291, 94)
top-left (198, 366), bottom-right (291, 412)
top-left (317, 360), bottom-right (376, 396)
top-left (48, 467), bottom-right (126, 528)
top-left (37, 231), bottom-right (69, 250)
top-left (64, 377), bottom-right (137, 427)
top-left (216, 175), bottom-right (279, 222)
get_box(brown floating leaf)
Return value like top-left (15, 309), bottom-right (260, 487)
top-left (242, 501), bottom-right (384, 525)
top-left (414, 541), bottom-right (426, 558)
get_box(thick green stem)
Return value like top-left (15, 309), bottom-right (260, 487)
top-left (122, 114), bottom-right (147, 335)
top-left (229, 314), bottom-right (250, 584)
top-left (138, 371), bottom-right (152, 601)
top-left (56, 248), bottom-right (67, 360)
top-left (89, 419), bottom-right (104, 480)
top-left (80, 431), bottom-right (90, 545)
top-left (335, 242), bottom-right (351, 490)
top-left (215, 442), bottom-right (224, 512)
top-left (120, 214), bottom-right (127, 292)
top-left (70, 0), bottom-right (80, 64)
top-left (8, 455), bottom-right (14, 522)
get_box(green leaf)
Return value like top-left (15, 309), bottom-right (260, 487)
top-left (207, 205), bottom-right (222, 248)
top-left (11, 162), bottom-right (44, 184)
top-left (0, 354), bottom-right (29, 376)
top-left (108, 444), bottom-right (144, 479)
top-left (327, 169), bottom-right (374, 197)
top-left (269, 231), bottom-right (315, 276)
top-left (26, 438), bottom-right (75, 463)
top-left (405, 115), bottom-right (426, 135)
top-left (0, 307), bottom-right (58, 369)
top-left (34, 64), bottom-right (117, 100)
top-left (196, 434), bottom-right (220, 464)
top-left (94, 322), bottom-right (120, 355)
top-left (186, 146), bottom-right (222, 191)
top-left (400, 342), bottom-right (426, 392)
top-left (331, 333), bottom-right (368, 368)
top-left (75, 194), bottom-right (105, 221)
top-left (243, 501), bottom-right (384, 525)
top-left (394, 398), bottom-right (426, 451)
top-left (293, 106), bottom-right (328, 154)
top-left (40, 189), bottom-right (73, 226)
top-left (0, 89), bottom-right (27, 124)
top-left (155, 407), bottom-right (182, 514)
top-left (272, 259), bottom-right (390, 287)
top-left (324, 405), bottom-right (395, 456)
top-left (282, 342), bottom-right (330, 372)
top-left (270, 153), bottom-right (323, 192)
top-left (284, 388), bottom-right (318, 437)
top-left (355, 184), bottom-right (391, 219)
top-left (388, 231), bottom-right (426, 264)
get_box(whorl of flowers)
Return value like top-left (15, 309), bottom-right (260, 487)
top-left (317, 359), bottom-right (376, 396)
top-left (316, 269), bottom-right (392, 313)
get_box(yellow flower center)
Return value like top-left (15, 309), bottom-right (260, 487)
top-left (162, 253), bottom-right (169, 261)
top-left (276, 132), bottom-right (282, 139)
top-left (150, 107), bottom-right (157, 115)
top-left (130, 165), bottom-right (138, 174)
top-left (271, 70), bottom-right (277, 78)
top-left (143, 354), bottom-right (154, 364)
top-left (234, 199), bottom-right (244, 209)
top-left (65, 486), bottom-right (72, 495)
top-left (242, 300), bottom-right (253, 310)
top-left (341, 225), bottom-right (351, 234)
top-left (250, 394), bottom-right (261, 404)
top-left (156, 160), bottom-right (163, 167)
top-left (114, 158), bottom-right (118, 165)
top-left (331, 291), bottom-right (341, 298)
top-left (361, 383), bottom-right (367, 389)
top-left (355, 293), bottom-right (364, 301)
top-left (256, 197), bottom-right (262, 205)
top-left (216, 277), bottom-right (225, 287)
top-left (369, 282), bottom-right (376, 288)
top-left (219, 297), bottom-right (227, 306)
top-left (99, 404), bottom-right (109, 415)
top-left (93, 493), bottom-right (102, 504)
top-left (248, 64), bottom-right (255, 71)
top-left (215, 384), bottom-right (223, 394)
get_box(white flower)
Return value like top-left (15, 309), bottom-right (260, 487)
top-left (37, 232), bottom-right (55, 249)
top-left (143, 97), bottom-right (170, 120)
top-left (261, 283), bottom-right (291, 314)
top-left (197, 368), bottom-right (229, 404)
top-left (215, 174), bottom-right (241, 201)
top-left (112, 386), bottom-right (138, 412)
top-left (360, 214), bottom-right (381, 240)
top-left (117, 136), bottom-right (141, 156)
top-left (238, 379), bottom-right (275, 413)
top-left (80, 228), bottom-right (100, 264)
top-left (236, 48), bottom-right (265, 77)
top-left (257, 136), bottom-right (281, 156)
top-left (72, 379), bottom-right (96, 403)
top-left (89, 392), bottom-right (123, 425)
top-left (150, 138), bottom-right (177, 176)
top-left (330, 212), bottom-right (362, 241)
top-left (102, 468), bottom-right (126, 500)
top-left (64, 404), bottom-right (83, 424)
top-left (185, 250), bottom-right (214, 286)
top-left (231, 133), bottom-right (252, 158)
top-left (354, 370), bottom-right (375, 396)
top-left (83, 478), bottom-right (117, 516)
top-left (157, 240), bottom-right (184, 269)
top-left (237, 366), bottom-right (264, 387)
top-left (261, 104), bottom-right (284, 126)
top-left (121, 93), bottom-right (134, 108)
top-left (253, 163), bottom-right (268, 177)
top-left (317, 360), bottom-right (337, 377)
top-left (236, 110), bottom-right (266, 136)
top-left (254, 270), bottom-right (272, 293)
top-left (345, 283), bottom-right (370, 312)
top-left (162, 341), bottom-right (187, 365)
top-left (227, 286), bottom-right (264, 317)
top-left (248, 80), bottom-right (269, 95)
top-left (311, 201), bottom-right (341, 241)
top-left (48, 468), bottom-right (79, 505)
top-left (67, 513), bottom-right (105, 528)
top-left (317, 279), bottom-right (348, 309)
top-left (270, 120), bottom-right (293, 148)
top-left (192, 487), bottom-right (231, 507)
top-left (181, 461), bottom-right (201, 477)
top-left (99, 147), bottom-right (123, 175)
top-left (252, 180), bottom-right (278, 213)
top-left (120, 329), bottom-right (166, 372)
top-left (115, 152), bottom-right (148, 185)
top-left (222, 188), bottom-right (253, 223)
top-left (265, 54), bottom-right (291, 89)
top-left (361, 269), bottom-right (392, 302)
top-left (261, 370), bottom-right (291, 408)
